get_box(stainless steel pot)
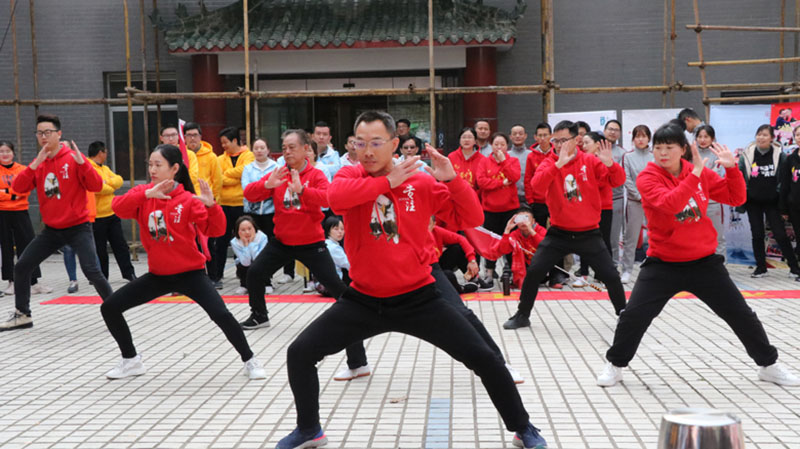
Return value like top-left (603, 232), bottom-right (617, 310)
top-left (657, 408), bottom-right (744, 449)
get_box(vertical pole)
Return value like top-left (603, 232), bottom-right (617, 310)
top-left (139, 0), bottom-right (150, 162)
top-left (540, 0), bottom-right (554, 120)
top-left (780, 0), bottom-right (786, 82)
top-left (428, 0), bottom-right (436, 144)
top-left (123, 0), bottom-right (138, 260)
top-left (253, 60), bottom-right (259, 138)
top-left (243, 0), bottom-right (251, 148)
top-left (661, 0), bottom-right (669, 107)
top-left (670, 0), bottom-right (676, 107)
top-left (692, 0), bottom-right (710, 120)
top-left (795, 0), bottom-right (800, 83)
top-left (11, 0), bottom-right (22, 153)
top-left (152, 0), bottom-right (162, 132)
top-left (29, 0), bottom-right (39, 118)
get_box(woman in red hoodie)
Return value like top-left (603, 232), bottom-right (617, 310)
top-left (101, 145), bottom-right (265, 381)
top-left (597, 124), bottom-right (799, 388)
top-left (476, 132), bottom-right (521, 284)
top-left (447, 127), bottom-right (486, 191)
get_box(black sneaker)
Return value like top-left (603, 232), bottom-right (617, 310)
top-left (751, 267), bottom-right (768, 278)
top-left (462, 282), bottom-right (479, 294)
top-left (790, 266), bottom-right (800, 277)
top-left (240, 314), bottom-right (270, 330)
top-left (503, 312), bottom-right (531, 330)
top-left (124, 273), bottom-right (137, 282)
top-left (214, 280), bottom-right (224, 290)
top-left (477, 278), bottom-right (494, 292)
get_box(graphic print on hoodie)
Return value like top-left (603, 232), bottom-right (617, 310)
top-left (370, 194), bottom-right (399, 243)
top-left (148, 209), bottom-right (172, 241)
top-left (44, 172), bottom-right (61, 199)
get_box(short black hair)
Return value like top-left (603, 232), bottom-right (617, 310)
top-left (474, 119), bottom-right (491, 128)
top-left (653, 123), bottom-right (688, 148)
top-left (0, 140), bottom-right (15, 153)
top-left (516, 205), bottom-right (534, 216)
top-left (314, 121), bottom-right (331, 132)
top-left (323, 215), bottom-right (344, 238)
top-left (553, 120), bottom-right (578, 137)
top-left (510, 123), bottom-right (526, 132)
top-left (756, 124), bottom-right (775, 138)
top-left (584, 131), bottom-right (606, 144)
top-left (459, 127), bottom-right (478, 140)
top-left (37, 114), bottom-right (61, 130)
top-left (183, 122), bottom-right (202, 134)
top-left (396, 119), bottom-right (411, 127)
top-left (678, 108), bottom-right (701, 122)
top-left (694, 124), bottom-right (716, 141)
top-left (667, 118), bottom-right (686, 131)
top-left (87, 141), bottom-right (107, 157)
top-left (161, 124), bottom-right (179, 135)
top-left (282, 129), bottom-right (312, 146)
top-left (631, 125), bottom-right (652, 141)
top-left (353, 111), bottom-right (396, 136)
top-left (490, 132), bottom-right (510, 147)
top-left (219, 126), bottom-right (240, 144)
top-left (534, 122), bottom-right (551, 133)
top-left (575, 121), bottom-right (591, 133)
top-left (604, 120), bottom-right (621, 130)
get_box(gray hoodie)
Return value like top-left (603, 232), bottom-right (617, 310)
top-left (612, 143), bottom-right (627, 200)
top-left (622, 147), bottom-right (653, 201)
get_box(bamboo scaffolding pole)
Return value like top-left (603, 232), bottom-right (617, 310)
top-left (795, 0), bottom-right (799, 81)
top-left (707, 93), bottom-right (800, 103)
top-left (540, 0), bottom-right (554, 119)
top-left (152, 0), bottom-right (161, 132)
top-left (685, 24), bottom-right (800, 33)
top-left (11, 0), bottom-right (22, 152)
top-left (661, 0), bottom-right (668, 107)
top-left (670, 0), bottom-right (676, 106)
top-left (691, 0), bottom-right (710, 119)
top-left (689, 55), bottom-right (800, 67)
top-left (253, 60), bottom-right (259, 137)
top-left (29, 0), bottom-right (39, 118)
top-left (0, 98), bottom-right (131, 106)
top-left (139, 0), bottom-right (150, 165)
top-left (781, 0), bottom-right (786, 81)
top-left (243, 0), bottom-right (251, 147)
top-left (427, 0), bottom-right (436, 144)
top-left (123, 0), bottom-right (139, 260)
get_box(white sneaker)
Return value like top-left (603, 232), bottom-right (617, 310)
top-left (31, 284), bottom-right (53, 294)
top-left (596, 361), bottom-right (623, 387)
top-left (105, 354), bottom-right (146, 379)
top-left (571, 276), bottom-right (588, 288)
top-left (265, 286), bottom-right (274, 295)
top-left (333, 364), bottom-right (371, 381)
top-left (758, 362), bottom-right (800, 386)
top-left (0, 309), bottom-right (33, 331)
top-left (67, 281), bottom-right (79, 293)
top-left (620, 272), bottom-right (632, 284)
top-left (243, 357), bottom-right (266, 380)
top-left (302, 281), bottom-right (316, 293)
top-left (506, 363), bottom-right (525, 384)
top-left (233, 286), bottom-right (248, 295)
top-left (276, 274), bottom-right (293, 284)
top-left (3, 281), bottom-right (13, 295)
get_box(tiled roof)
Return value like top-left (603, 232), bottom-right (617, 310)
top-left (163, 0), bottom-right (526, 52)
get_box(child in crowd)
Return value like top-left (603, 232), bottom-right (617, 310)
top-left (620, 125), bottom-right (654, 284)
top-left (230, 215), bottom-right (268, 296)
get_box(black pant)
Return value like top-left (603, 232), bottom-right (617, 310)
top-left (606, 254), bottom-right (778, 367)
top-left (101, 270), bottom-right (254, 361)
top-left (517, 227), bottom-right (626, 317)
top-left (483, 210), bottom-right (515, 270)
top-left (439, 244), bottom-right (469, 274)
top-left (286, 283), bottom-right (529, 432)
top-left (0, 210), bottom-right (40, 284)
top-left (15, 222), bottom-right (112, 315)
top-left (92, 215), bottom-right (135, 280)
top-left (531, 202), bottom-right (567, 283)
top-left (579, 209), bottom-right (613, 276)
top-left (247, 239), bottom-right (346, 319)
top-left (236, 263), bottom-right (249, 288)
top-left (250, 213), bottom-right (294, 283)
top-left (208, 205), bottom-right (243, 282)
top-left (789, 207), bottom-right (800, 258)
top-left (746, 200), bottom-right (798, 270)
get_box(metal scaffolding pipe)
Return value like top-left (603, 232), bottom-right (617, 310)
top-left (243, 0), bottom-right (251, 147)
top-left (11, 0), bottom-right (22, 152)
top-left (139, 0), bottom-right (150, 167)
top-left (427, 0), bottom-right (436, 144)
top-left (691, 0), bottom-right (710, 118)
top-left (29, 0), bottom-right (39, 118)
top-left (123, 0), bottom-right (139, 259)
top-left (685, 24), bottom-right (800, 33)
top-left (688, 55), bottom-right (800, 67)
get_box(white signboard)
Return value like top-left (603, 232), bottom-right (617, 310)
top-left (547, 110), bottom-right (617, 133)
top-left (709, 104), bottom-right (771, 152)
top-left (621, 108), bottom-right (682, 147)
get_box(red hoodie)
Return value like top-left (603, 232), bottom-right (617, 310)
top-left (329, 165), bottom-right (483, 298)
top-left (638, 159), bottom-right (745, 262)
top-left (588, 153), bottom-right (622, 210)
top-left (447, 148), bottom-right (486, 190)
top-left (476, 155), bottom-right (521, 212)
top-left (524, 143), bottom-right (554, 204)
top-left (532, 150), bottom-right (625, 232)
top-left (483, 226), bottom-right (545, 288)
top-left (430, 226), bottom-right (476, 263)
top-left (12, 144), bottom-right (103, 229)
top-left (112, 183), bottom-right (226, 275)
top-left (243, 159), bottom-right (329, 245)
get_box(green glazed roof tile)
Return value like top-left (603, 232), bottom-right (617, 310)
top-left (163, 0), bottom-right (526, 52)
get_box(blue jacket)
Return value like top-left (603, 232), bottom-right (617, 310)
top-left (241, 159), bottom-right (278, 215)
top-left (230, 230), bottom-right (268, 267)
top-left (325, 238), bottom-right (350, 279)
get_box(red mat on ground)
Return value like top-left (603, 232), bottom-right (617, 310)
top-left (40, 290), bottom-right (800, 305)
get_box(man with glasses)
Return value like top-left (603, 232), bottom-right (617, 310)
top-left (504, 120), bottom-right (626, 331)
top-left (240, 129), bottom-right (346, 329)
top-left (1, 114), bottom-right (113, 331)
top-left (183, 122), bottom-right (222, 201)
top-left (275, 111), bottom-right (547, 449)
top-left (160, 125), bottom-right (200, 192)
top-left (603, 120), bottom-right (625, 268)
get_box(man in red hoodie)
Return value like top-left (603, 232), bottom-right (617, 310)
top-left (504, 120), bottom-right (626, 330)
top-left (274, 111), bottom-right (547, 449)
top-left (1, 114), bottom-right (113, 332)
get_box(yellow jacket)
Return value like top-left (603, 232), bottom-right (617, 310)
top-left (219, 147), bottom-right (255, 206)
top-left (192, 141), bottom-right (223, 201)
top-left (186, 149), bottom-right (199, 194)
top-left (90, 159), bottom-right (124, 218)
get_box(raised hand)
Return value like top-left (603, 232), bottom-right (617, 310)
top-left (29, 146), bottom-right (50, 170)
top-left (596, 139), bottom-right (614, 167)
top-left (492, 146), bottom-right (506, 163)
top-left (466, 260), bottom-right (480, 280)
top-left (264, 166), bottom-right (289, 189)
top-left (424, 145), bottom-right (457, 182)
top-left (388, 155), bottom-right (422, 188)
top-left (69, 140), bottom-right (85, 165)
top-left (504, 214), bottom-right (518, 234)
top-left (709, 142), bottom-right (736, 168)
top-left (555, 143), bottom-right (577, 169)
top-left (195, 179), bottom-right (215, 206)
top-left (288, 169), bottom-right (304, 194)
top-left (690, 142), bottom-right (707, 177)
top-left (146, 179), bottom-right (174, 200)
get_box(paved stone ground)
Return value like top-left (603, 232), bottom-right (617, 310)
top-left (1, 253), bottom-right (800, 449)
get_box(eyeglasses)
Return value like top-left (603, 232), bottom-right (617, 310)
top-left (161, 132), bottom-right (179, 138)
top-left (354, 139), bottom-right (390, 150)
top-left (35, 129), bottom-right (58, 138)
top-left (184, 133), bottom-right (201, 138)
top-left (550, 138), bottom-right (572, 145)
